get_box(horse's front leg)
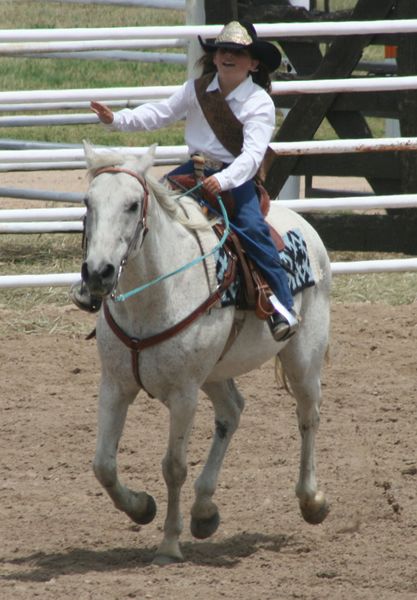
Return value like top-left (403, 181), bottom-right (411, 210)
top-left (154, 389), bottom-right (199, 566)
top-left (190, 379), bottom-right (244, 539)
top-left (93, 378), bottom-right (156, 526)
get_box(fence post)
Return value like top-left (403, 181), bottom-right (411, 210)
top-left (277, 0), bottom-right (311, 200)
top-left (384, 45), bottom-right (399, 139)
top-left (186, 0), bottom-right (205, 78)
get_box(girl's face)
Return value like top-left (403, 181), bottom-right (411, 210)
top-left (213, 47), bottom-right (259, 86)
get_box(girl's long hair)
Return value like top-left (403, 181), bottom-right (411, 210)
top-left (196, 52), bottom-right (272, 92)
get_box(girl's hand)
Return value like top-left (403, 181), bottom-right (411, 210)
top-left (90, 101), bottom-right (114, 125)
top-left (203, 175), bottom-right (222, 195)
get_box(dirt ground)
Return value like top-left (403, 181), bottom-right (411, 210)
top-left (1, 170), bottom-right (417, 599)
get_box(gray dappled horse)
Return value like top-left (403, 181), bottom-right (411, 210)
top-left (80, 142), bottom-right (331, 565)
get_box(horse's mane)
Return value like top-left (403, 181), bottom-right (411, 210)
top-left (85, 144), bottom-right (213, 232)
top-left (145, 174), bottom-right (214, 232)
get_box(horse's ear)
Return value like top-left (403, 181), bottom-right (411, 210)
top-left (83, 139), bottom-right (125, 178)
top-left (137, 143), bottom-right (157, 175)
top-left (83, 139), bottom-right (97, 174)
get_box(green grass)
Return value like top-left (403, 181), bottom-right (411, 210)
top-left (332, 272), bottom-right (417, 305)
top-left (329, 251), bottom-right (417, 305)
top-left (0, 1), bottom-right (187, 146)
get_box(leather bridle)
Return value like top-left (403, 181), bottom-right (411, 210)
top-left (92, 166), bottom-right (150, 297)
top-left (94, 166), bottom-right (149, 251)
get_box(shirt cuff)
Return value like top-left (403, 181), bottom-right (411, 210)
top-left (105, 113), bottom-right (121, 131)
top-left (213, 171), bottom-right (228, 191)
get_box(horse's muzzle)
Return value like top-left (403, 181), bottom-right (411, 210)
top-left (82, 261), bottom-right (116, 297)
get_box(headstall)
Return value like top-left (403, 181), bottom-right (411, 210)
top-left (91, 166), bottom-right (150, 296)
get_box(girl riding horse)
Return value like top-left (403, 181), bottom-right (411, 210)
top-left (72, 21), bottom-right (298, 341)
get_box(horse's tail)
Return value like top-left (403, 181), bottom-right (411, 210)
top-left (274, 355), bottom-right (293, 396)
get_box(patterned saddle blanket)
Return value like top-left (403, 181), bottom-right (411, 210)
top-left (215, 227), bottom-right (316, 308)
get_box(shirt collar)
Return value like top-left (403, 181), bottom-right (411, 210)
top-left (206, 73), bottom-right (254, 101)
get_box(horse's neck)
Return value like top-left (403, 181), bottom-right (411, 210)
top-left (114, 194), bottom-right (209, 335)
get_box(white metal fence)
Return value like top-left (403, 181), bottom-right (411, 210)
top-left (2, 17), bottom-right (417, 287)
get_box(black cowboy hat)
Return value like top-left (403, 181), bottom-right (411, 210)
top-left (198, 21), bottom-right (282, 73)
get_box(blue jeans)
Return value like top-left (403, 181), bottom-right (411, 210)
top-left (168, 161), bottom-right (293, 311)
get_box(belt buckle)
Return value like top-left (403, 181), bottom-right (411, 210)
top-left (190, 153), bottom-right (222, 172)
top-left (204, 156), bottom-right (222, 171)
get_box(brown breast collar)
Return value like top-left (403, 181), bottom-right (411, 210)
top-left (103, 257), bottom-right (235, 394)
top-left (91, 166), bottom-right (236, 395)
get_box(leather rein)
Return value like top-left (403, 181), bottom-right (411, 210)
top-left (90, 166), bottom-right (236, 393)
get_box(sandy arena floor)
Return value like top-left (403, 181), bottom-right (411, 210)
top-left (0, 170), bottom-right (416, 599)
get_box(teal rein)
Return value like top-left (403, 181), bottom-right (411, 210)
top-left (112, 181), bottom-right (230, 303)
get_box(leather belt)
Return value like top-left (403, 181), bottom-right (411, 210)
top-left (190, 154), bottom-right (224, 171)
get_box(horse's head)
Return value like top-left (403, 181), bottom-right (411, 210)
top-left (81, 141), bottom-right (156, 298)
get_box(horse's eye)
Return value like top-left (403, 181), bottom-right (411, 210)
top-left (128, 202), bottom-right (139, 213)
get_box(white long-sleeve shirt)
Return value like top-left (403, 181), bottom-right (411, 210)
top-left (111, 74), bottom-right (276, 191)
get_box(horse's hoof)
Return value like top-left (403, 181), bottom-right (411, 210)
top-left (190, 511), bottom-right (220, 539)
top-left (299, 491), bottom-right (330, 525)
top-left (152, 553), bottom-right (184, 567)
top-left (126, 492), bottom-right (157, 525)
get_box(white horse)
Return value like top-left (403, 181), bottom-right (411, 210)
top-left (81, 142), bottom-right (332, 565)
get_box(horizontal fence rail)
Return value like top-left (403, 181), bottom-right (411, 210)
top-left (0, 222), bottom-right (83, 233)
top-left (0, 162), bottom-right (86, 172)
top-left (0, 273), bottom-right (81, 289)
top-left (21, 51), bottom-right (187, 63)
top-left (3, 76), bottom-right (417, 108)
top-left (2, 194), bottom-right (417, 221)
top-left (0, 86), bottom-right (179, 105)
top-left (1, 137), bottom-right (417, 171)
top-left (0, 208), bottom-right (86, 221)
top-left (1, 20), bottom-right (417, 43)
top-left (0, 138), bottom-right (416, 167)
top-left (331, 259), bottom-right (417, 275)
top-left (0, 160), bottom-right (179, 172)
top-left (0, 40), bottom-right (187, 56)
top-left (2, 259), bottom-right (417, 290)
top-left (0, 101), bottom-right (135, 113)
top-left (0, 188), bottom-right (84, 203)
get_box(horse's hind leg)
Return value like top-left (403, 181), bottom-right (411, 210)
top-left (93, 379), bottom-right (156, 526)
top-left (190, 379), bottom-right (244, 539)
top-left (279, 321), bottom-right (330, 525)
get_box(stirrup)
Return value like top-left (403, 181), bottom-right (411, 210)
top-left (69, 282), bottom-right (102, 314)
top-left (268, 309), bottom-right (299, 342)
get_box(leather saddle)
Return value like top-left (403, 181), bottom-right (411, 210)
top-left (168, 172), bottom-right (271, 219)
top-left (168, 174), bottom-right (285, 320)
